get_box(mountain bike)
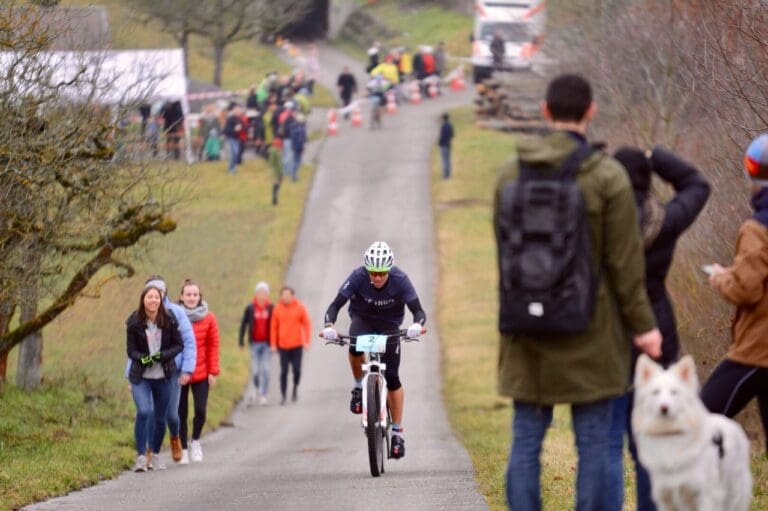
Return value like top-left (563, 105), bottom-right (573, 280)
top-left (323, 330), bottom-right (420, 477)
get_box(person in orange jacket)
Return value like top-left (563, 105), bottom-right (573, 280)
top-left (177, 279), bottom-right (220, 464)
top-left (270, 286), bottom-right (312, 405)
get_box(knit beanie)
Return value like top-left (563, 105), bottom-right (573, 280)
top-left (144, 278), bottom-right (167, 294)
top-left (254, 281), bottom-right (270, 295)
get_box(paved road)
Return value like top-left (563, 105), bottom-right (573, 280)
top-left (26, 45), bottom-right (485, 511)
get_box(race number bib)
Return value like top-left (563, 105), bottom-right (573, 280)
top-left (355, 334), bottom-right (388, 354)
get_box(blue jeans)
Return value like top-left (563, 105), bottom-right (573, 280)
top-left (166, 370), bottom-right (182, 437)
top-left (606, 395), bottom-right (627, 511)
top-left (609, 393), bottom-right (657, 511)
top-left (132, 378), bottom-right (171, 455)
top-left (250, 342), bottom-right (272, 397)
top-left (440, 145), bottom-right (451, 178)
top-left (227, 137), bottom-right (240, 173)
top-left (506, 399), bottom-right (613, 511)
top-left (292, 149), bottom-right (304, 181)
top-left (282, 139), bottom-right (294, 179)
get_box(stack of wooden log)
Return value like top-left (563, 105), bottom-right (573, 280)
top-left (474, 71), bottom-right (549, 134)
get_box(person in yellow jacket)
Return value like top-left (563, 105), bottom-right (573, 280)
top-left (370, 56), bottom-right (400, 85)
top-left (398, 47), bottom-right (413, 80)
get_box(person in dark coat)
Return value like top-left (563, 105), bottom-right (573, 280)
top-left (246, 87), bottom-right (258, 109)
top-left (127, 285), bottom-right (184, 471)
top-left (412, 49), bottom-right (425, 81)
top-left (366, 42), bottom-right (380, 73)
top-left (438, 113), bottom-right (454, 179)
top-left (162, 100), bottom-right (185, 160)
top-left (337, 66), bottom-right (358, 118)
top-left (606, 146), bottom-right (711, 511)
top-left (490, 30), bottom-right (505, 71)
top-left (289, 114), bottom-right (307, 182)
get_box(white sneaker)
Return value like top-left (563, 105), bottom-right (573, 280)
top-left (133, 455), bottom-right (147, 472)
top-left (190, 440), bottom-right (203, 462)
top-left (147, 453), bottom-right (166, 470)
top-left (259, 395), bottom-right (268, 406)
top-left (179, 449), bottom-right (189, 465)
top-left (247, 386), bottom-right (258, 406)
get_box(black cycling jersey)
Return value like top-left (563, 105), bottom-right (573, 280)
top-left (324, 266), bottom-right (426, 327)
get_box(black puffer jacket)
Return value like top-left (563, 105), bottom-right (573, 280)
top-left (634, 147), bottom-right (711, 366)
top-left (126, 311), bottom-right (183, 384)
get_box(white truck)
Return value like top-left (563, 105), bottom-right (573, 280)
top-left (471, 0), bottom-right (546, 82)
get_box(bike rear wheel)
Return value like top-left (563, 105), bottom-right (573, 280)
top-left (366, 376), bottom-right (384, 477)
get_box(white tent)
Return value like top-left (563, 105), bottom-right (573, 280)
top-left (0, 48), bottom-right (193, 163)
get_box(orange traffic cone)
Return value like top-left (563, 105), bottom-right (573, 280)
top-left (410, 82), bottom-right (421, 104)
top-left (386, 90), bottom-right (397, 114)
top-left (450, 73), bottom-right (466, 92)
top-left (327, 109), bottom-right (338, 135)
top-left (351, 105), bottom-right (363, 127)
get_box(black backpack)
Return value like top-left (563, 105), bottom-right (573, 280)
top-left (496, 144), bottom-right (599, 336)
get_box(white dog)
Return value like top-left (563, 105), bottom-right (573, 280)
top-left (632, 354), bottom-right (752, 511)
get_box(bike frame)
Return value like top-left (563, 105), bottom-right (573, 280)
top-left (361, 354), bottom-right (388, 430)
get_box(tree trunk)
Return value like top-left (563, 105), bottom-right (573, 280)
top-left (0, 296), bottom-right (14, 391)
top-left (213, 42), bottom-right (225, 87)
top-left (180, 31), bottom-right (190, 78)
top-left (16, 250), bottom-right (43, 391)
top-left (0, 354), bottom-right (7, 392)
top-left (16, 330), bottom-right (42, 391)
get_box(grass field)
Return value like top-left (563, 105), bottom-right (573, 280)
top-left (61, 0), bottom-right (336, 108)
top-left (0, 157), bottom-right (315, 510)
top-left (431, 107), bottom-right (768, 510)
top-left (336, 0), bottom-right (472, 64)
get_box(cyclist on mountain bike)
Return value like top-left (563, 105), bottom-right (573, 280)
top-left (322, 241), bottom-right (426, 459)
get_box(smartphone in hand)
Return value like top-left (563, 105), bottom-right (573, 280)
top-left (701, 264), bottom-right (717, 276)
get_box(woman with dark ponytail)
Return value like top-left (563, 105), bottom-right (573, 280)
top-left (606, 146), bottom-right (710, 510)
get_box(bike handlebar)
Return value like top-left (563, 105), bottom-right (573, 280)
top-left (320, 329), bottom-right (425, 347)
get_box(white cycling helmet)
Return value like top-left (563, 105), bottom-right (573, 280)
top-left (363, 241), bottom-right (394, 272)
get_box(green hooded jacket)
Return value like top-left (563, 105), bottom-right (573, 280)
top-left (494, 131), bottom-right (656, 405)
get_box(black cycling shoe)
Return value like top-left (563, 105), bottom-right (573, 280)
top-left (390, 434), bottom-right (405, 459)
top-left (350, 388), bottom-right (362, 414)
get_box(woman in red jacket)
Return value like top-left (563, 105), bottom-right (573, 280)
top-left (177, 279), bottom-right (220, 464)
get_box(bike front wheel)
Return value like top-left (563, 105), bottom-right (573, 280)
top-left (366, 376), bottom-right (385, 477)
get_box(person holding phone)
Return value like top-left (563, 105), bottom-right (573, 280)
top-left (701, 133), bottom-right (768, 453)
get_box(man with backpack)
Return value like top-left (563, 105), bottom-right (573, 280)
top-left (493, 74), bottom-right (662, 511)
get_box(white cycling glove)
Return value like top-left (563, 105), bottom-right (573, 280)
top-left (323, 326), bottom-right (339, 341)
top-left (406, 323), bottom-right (423, 339)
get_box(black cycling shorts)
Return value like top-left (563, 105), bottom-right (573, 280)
top-left (348, 315), bottom-right (402, 391)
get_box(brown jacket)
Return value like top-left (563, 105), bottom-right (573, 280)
top-left (713, 219), bottom-right (768, 367)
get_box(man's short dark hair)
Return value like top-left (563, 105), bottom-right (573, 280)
top-left (545, 74), bottom-right (593, 122)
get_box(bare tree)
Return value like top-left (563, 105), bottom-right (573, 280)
top-left (194, 0), bottom-right (312, 86)
top-left (0, 3), bottom-right (182, 390)
top-left (127, 0), bottom-right (202, 76)
top-left (546, 0), bottom-right (768, 440)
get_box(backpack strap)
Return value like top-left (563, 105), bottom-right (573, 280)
top-left (559, 142), bottom-right (596, 180)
